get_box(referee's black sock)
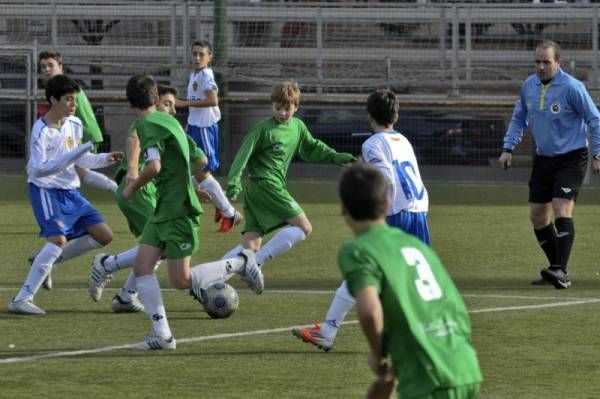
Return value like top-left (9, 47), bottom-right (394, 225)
top-left (534, 223), bottom-right (557, 267)
top-left (555, 217), bottom-right (575, 271)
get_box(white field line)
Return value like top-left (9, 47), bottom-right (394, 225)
top-left (0, 287), bottom-right (597, 301)
top-left (2, 297), bottom-right (600, 365)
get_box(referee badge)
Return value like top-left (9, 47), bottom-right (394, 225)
top-left (550, 103), bottom-right (561, 114)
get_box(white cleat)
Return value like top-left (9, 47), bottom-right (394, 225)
top-left (134, 332), bottom-right (176, 350)
top-left (111, 293), bottom-right (145, 313)
top-left (239, 249), bottom-right (264, 294)
top-left (28, 250), bottom-right (52, 290)
top-left (7, 298), bottom-right (46, 315)
top-left (88, 253), bottom-right (113, 302)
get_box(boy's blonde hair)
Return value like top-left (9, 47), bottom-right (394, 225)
top-left (270, 81), bottom-right (300, 108)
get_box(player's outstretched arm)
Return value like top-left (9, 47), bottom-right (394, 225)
top-left (28, 141), bottom-right (93, 178)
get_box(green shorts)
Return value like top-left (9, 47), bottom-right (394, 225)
top-left (243, 179), bottom-right (303, 235)
top-left (116, 180), bottom-right (157, 237)
top-left (139, 215), bottom-right (199, 259)
top-left (414, 383), bottom-right (480, 399)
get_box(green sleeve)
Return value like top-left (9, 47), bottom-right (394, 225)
top-left (138, 120), bottom-right (168, 154)
top-left (187, 135), bottom-right (206, 163)
top-left (75, 91), bottom-right (103, 144)
top-left (338, 242), bottom-right (382, 297)
top-left (227, 127), bottom-right (261, 193)
top-left (297, 120), bottom-right (355, 165)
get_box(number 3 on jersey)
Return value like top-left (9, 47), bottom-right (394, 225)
top-left (401, 247), bottom-right (442, 301)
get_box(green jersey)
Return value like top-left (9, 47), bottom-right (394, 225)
top-left (227, 116), bottom-right (354, 196)
top-left (339, 224), bottom-right (482, 399)
top-left (135, 111), bottom-right (203, 223)
top-left (75, 90), bottom-right (103, 144)
top-left (115, 123), bottom-right (205, 186)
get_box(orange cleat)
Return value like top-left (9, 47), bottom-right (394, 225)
top-left (214, 208), bottom-right (223, 223)
top-left (292, 322), bottom-right (334, 352)
top-left (217, 210), bottom-right (243, 233)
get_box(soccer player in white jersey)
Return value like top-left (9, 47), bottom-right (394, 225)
top-left (7, 75), bottom-right (123, 315)
top-left (175, 40), bottom-right (242, 233)
top-left (293, 89), bottom-right (430, 351)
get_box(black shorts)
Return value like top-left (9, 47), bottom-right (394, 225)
top-left (528, 148), bottom-right (588, 203)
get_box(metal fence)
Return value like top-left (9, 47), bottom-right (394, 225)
top-left (2, 1), bottom-right (600, 184)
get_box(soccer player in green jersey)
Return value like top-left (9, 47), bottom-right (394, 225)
top-left (87, 84), bottom-right (211, 313)
top-left (338, 163), bottom-right (482, 399)
top-left (120, 74), bottom-right (263, 350)
top-left (221, 81), bottom-right (355, 280)
top-left (34, 50), bottom-right (118, 290)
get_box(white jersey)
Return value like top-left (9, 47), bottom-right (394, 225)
top-left (187, 68), bottom-right (221, 127)
top-left (361, 130), bottom-right (428, 214)
top-left (27, 116), bottom-right (112, 189)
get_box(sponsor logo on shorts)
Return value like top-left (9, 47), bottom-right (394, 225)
top-left (179, 243), bottom-right (192, 251)
top-left (561, 187), bottom-right (572, 194)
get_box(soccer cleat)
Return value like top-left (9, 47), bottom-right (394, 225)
top-left (28, 250), bottom-right (52, 290)
top-left (239, 249), bottom-right (264, 294)
top-left (217, 210), bottom-right (243, 233)
top-left (214, 208), bottom-right (223, 223)
top-left (7, 298), bottom-right (46, 315)
top-left (88, 253), bottom-right (113, 302)
top-left (292, 323), bottom-right (334, 352)
top-left (540, 266), bottom-right (571, 289)
top-left (531, 276), bottom-right (551, 286)
top-left (111, 293), bottom-right (145, 313)
top-left (134, 332), bottom-right (176, 350)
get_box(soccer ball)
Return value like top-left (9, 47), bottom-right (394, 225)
top-left (201, 282), bottom-right (239, 319)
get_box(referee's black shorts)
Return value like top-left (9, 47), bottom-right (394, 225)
top-left (528, 147), bottom-right (588, 203)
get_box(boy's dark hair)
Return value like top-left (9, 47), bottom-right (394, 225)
top-left (157, 83), bottom-right (178, 98)
top-left (126, 74), bottom-right (158, 109)
top-left (191, 40), bottom-right (213, 53)
top-left (38, 50), bottom-right (63, 66)
top-left (45, 74), bottom-right (79, 103)
top-left (366, 89), bottom-right (399, 127)
top-left (339, 162), bottom-right (389, 221)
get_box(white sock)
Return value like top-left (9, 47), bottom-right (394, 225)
top-left (256, 226), bottom-right (306, 265)
top-left (83, 170), bottom-right (118, 193)
top-left (56, 235), bottom-right (103, 265)
top-left (190, 256), bottom-right (247, 290)
top-left (14, 243), bottom-right (63, 302)
top-left (136, 274), bottom-right (172, 339)
top-left (222, 244), bottom-right (244, 261)
top-left (321, 281), bottom-right (356, 339)
top-left (199, 175), bottom-right (234, 217)
top-left (120, 259), bottom-right (160, 300)
top-left (103, 246), bottom-right (138, 273)
top-left (119, 272), bottom-right (138, 301)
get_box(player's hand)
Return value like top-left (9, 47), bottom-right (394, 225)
top-left (593, 158), bottom-right (600, 175)
top-left (226, 185), bottom-right (242, 201)
top-left (366, 367), bottom-right (397, 399)
top-left (125, 172), bottom-right (138, 186)
top-left (195, 187), bottom-right (212, 203)
top-left (122, 182), bottom-right (136, 201)
top-left (335, 153), bottom-right (357, 166)
top-left (107, 151), bottom-right (124, 163)
top-left (499, 151), bottom-right (512, 170)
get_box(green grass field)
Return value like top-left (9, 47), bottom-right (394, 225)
top-left (2, 175), bottom-right (600, 398)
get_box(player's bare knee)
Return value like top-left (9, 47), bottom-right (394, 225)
top-left (48, 236), bottom-right (67, 248)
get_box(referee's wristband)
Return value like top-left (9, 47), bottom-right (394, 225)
top-left (502, 148), bottom-right (513, 154)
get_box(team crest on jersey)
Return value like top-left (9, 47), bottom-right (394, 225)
top-left (550, 103), bottom-right (561, 114)
top-left (273, 143), bottom-right (284, 153)
top-left (66, 136), bottom-right (74, 149)
top-left (192, 81), bottom-right (198, 91)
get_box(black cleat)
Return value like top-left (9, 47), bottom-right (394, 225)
top-left (540, 266), bottom-right (571, 289)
